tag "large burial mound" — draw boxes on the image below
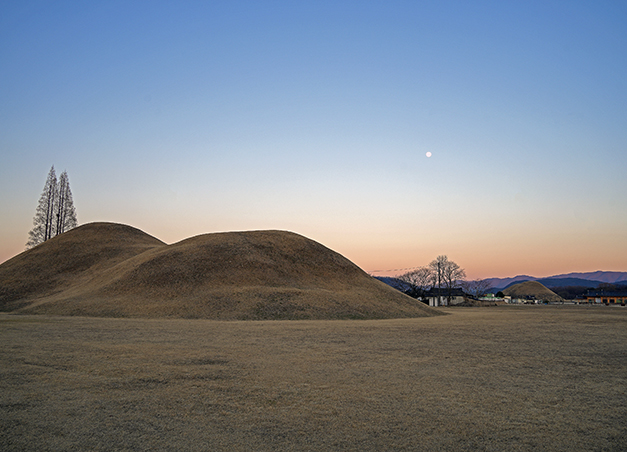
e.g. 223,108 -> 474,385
0,222 -> 440,320
503,280 -> 563,303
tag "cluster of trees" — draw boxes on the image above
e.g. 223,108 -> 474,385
461,278 -> 493,298
396,256 -> 495,305
26,166 -> 78,249
397,255 -> 468,305
551,285 -> 590,300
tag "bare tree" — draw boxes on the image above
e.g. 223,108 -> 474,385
398,267 -> 431,301
427,255 -> 466,306
428,255 -> 448,306
26,166 -> 78,249
442,260 -> 466,303
462,279 -> 493,298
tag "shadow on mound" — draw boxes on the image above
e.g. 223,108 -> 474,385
0,223 -> 441,320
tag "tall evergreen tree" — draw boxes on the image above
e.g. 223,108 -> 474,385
26,166 -> 57,248
26,166 -> 78,249
55,170 -> 78,235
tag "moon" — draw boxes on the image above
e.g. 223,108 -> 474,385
426,152 -> 432,158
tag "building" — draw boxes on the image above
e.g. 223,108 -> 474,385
584,290 -> 627,305
425,288 -> 467,307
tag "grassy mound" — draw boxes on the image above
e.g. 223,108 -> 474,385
0,223 -> 165,311
503,280 -> 563,302
0,223 -> 440,320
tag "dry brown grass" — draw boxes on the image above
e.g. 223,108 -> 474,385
0,223 -> 437,320
2,305 -> 626,451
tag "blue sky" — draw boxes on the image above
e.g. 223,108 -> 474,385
1,1 -> 626,278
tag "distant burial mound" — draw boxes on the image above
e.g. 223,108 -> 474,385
0,222 -> 439,320
503,281 -> 563,303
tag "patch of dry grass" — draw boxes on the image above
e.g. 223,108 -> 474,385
1,305 -> 626,451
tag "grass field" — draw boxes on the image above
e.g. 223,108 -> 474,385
1,305 -> 626,451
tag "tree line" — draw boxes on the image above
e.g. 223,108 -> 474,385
26,166 -> 78,249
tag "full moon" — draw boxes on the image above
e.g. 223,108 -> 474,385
426,152 -> 432,158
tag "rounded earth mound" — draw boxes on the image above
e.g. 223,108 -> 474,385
0,223 -> 440,320
503,281 -> 563,302
0,223 -> 164,310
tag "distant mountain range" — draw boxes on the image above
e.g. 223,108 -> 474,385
484,271 -> 627,290
377,271 -> 627,294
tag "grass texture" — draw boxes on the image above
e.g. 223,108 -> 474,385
1,305 -> 626,451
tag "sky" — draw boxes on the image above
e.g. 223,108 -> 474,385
1,1 -> 626,279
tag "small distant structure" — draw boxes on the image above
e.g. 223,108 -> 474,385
509,297 -> 538,304
479,293 -> 508,305
425,288 -> 467,307
584,290 -> 627,305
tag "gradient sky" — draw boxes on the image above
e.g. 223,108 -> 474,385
2,1 -> 626,279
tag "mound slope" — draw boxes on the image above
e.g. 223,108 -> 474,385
503,281 -> 563,302
0,223 -> 439,319
0,223 -> 165,311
